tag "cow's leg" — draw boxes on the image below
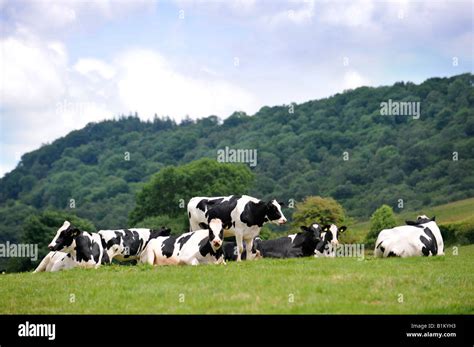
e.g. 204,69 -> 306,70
33,253 -> 52,273
139,246 -> 156,266
235,233 -> 244,262
245,237 -> 256,261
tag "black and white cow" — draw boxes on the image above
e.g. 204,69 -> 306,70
45,221 -> 109,269
188,195 -> 287,261
374,215 -> 444,258
223,223 -> 346,260
34,251 -> 75,272
314,224 -> 347,257
140,219 -> 225,266
99,226 -> 171,262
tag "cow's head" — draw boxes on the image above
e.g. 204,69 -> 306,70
300,223 -> 323,243
405,215 -> 436,226
266,200 -> 287,225
48,221 -> 81,252
321,224 -> 347,246
199,218 -> 224,252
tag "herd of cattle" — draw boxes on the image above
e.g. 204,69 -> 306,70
34,194 -> 444,272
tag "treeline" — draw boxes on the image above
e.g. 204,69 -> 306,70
0,73 -> 473,248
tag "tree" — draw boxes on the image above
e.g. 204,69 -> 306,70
129,158 -> 254,225
365,204 -> 397,247
291,196 -> 346,232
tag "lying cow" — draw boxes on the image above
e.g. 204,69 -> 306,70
223,223 -> 346,260
374,215 -> 444,258
140,219 -> 225,266
44,220 -> 109,269
314,224 -> 347,257
188,195 -> 287,262
34,251 -> 75,272
36,222 -> 171,272
99,226 -> 171,262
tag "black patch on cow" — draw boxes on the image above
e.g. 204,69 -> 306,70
105,232 -> 122,250
240,201 -> 268,227
51,225 -> 78,251
100,236 -> 111,264
196,197 -> 225,212
177,233 -> 193,250
120,229 -> 144,258
198,237 -> 223,260
256,237 -> 293,258
406,216 -> 435,226
387,251 -> 397,257
75,235 -> 94,263
380,246 -> 385,253
420,227 -> 438,256
91,241 -> 101,263
205,196 -> 241,229
101,251 -> 110,264
161,236 -> 177,258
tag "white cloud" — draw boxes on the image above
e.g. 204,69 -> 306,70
319,0 -> 375,28
0,31 -> 259,176
261,0 -> 315,27
1,0 -> 153,36
342,70 -> 370,90
74,58 -> 116,80
0,34 -> 67,109
115,49 -> 258,121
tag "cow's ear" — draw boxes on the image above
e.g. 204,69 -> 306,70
70,227 -> 80,236
339,226 -> 347,233
278,201 -> 285,206
199,222 -> 209,230
431,216 -> 436,222
300,226 -> 310,232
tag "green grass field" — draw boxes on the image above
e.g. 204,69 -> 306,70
1,245 -> 473,314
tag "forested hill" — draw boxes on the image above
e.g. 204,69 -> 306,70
1,73 -> 473,241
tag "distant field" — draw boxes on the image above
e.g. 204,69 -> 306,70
345,197 -> 474,243
1,245 -> 473,314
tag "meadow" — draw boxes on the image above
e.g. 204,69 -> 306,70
1,245 -> 472,314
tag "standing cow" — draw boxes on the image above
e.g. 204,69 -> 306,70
374,215 -> 444,258
140,218 -> 225,266
188,195 -> 287,261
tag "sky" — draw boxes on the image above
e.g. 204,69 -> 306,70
0,0 -> 472,177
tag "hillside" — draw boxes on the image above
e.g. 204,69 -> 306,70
0,73 -> 473,243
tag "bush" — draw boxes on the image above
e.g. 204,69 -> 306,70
365,205 -> 397,248
291,196 -> 346,232
439,219 -> 474,246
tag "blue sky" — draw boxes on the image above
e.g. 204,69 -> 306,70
0,0 -> 472,177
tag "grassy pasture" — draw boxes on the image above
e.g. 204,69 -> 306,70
1,245 -> 472,314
